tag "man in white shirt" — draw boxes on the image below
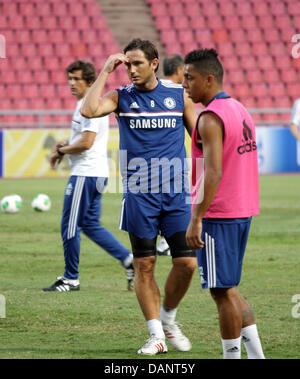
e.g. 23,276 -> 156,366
290,98 -> 300,166
43,60 -> 134,292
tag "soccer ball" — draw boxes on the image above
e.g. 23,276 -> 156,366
31,194 -> 51,212
0,194 -> 23,214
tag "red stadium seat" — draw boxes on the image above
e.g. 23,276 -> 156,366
275,56 -> 292,69
222,56 -> 240,70
48,30 -> 64,43
25,16 -> 41,30
246,29 -> 263,43
168,3 -> 184,17
33,71 -> 50,85
17,70 -> 32,84
217,42 -> 235,58
172,15 -> 189,30
263,28 -> 280,43
235,42 -> 252,57
155,16 -> 172,31
9,15 -> 24,30
257,55 -> 274,70
178,30 -> 194,43
35,3 -> 52,16
286,83 -> 300,98
19,3 -> 35,16
20,43 -> 37,57
38,43 -> 54,57
240,56 -> 256,70
6,84 -> 23,99
251,83 -> 268,98
195,30 -> 212,44
213,29 -> 228,43
269,2 -> 286,16
252,41 -> 269,56
287,2 -> 300,15
229,29 -> 246,43
257,98 -> 274,108
262,68 -> 280,83
233,83 -> 250,98
200,3 -> 219,17
189,15 -> 206,30
257,15 -> 274,30
160,30 -> 177,44
280,68 -> 298,83
235,2 -> 253,16
240,15 -> 257,30
269,42 -> 287,57
219,2 -> 235,17
184,3 -> 201,17
41,16 -> 58,30
246,69 -> 262,84
275,15 -> 292,29
228,69 -> 245,84
269,83 -> 286,97
252,2 -> 269,16
55,43 -> 72,57
32,30 -> 48,44
23,84 -> 39,99
224,15 -> 241,30
40,84 -> 56,98
151,4 -> 167,17
15,30 -> 31,44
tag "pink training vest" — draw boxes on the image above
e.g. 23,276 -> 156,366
191,97 -> 259,218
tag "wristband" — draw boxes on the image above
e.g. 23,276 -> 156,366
56,144 -> 65,156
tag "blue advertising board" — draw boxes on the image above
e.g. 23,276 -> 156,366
256,126 -> 300,174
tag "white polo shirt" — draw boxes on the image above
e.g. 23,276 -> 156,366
291,98 -> 300,165
69,98 -> 110,177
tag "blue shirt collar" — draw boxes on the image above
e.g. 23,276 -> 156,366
206,91 -> 230,106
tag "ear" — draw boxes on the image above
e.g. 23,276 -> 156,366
206,74 -> 215,87
151,58 -> 159,72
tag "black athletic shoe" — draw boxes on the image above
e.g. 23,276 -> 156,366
42,277 -> 80,292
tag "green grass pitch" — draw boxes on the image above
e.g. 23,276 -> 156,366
0,175 -> 299,359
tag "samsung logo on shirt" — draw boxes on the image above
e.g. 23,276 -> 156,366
129,118 -> 177,129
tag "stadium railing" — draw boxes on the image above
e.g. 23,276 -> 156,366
0,108 -> 292,128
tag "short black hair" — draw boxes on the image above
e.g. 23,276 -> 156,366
123,38 -> 159,72
66,60 -> 96,84
163,54 -> 184,76
184,49 -> 223,84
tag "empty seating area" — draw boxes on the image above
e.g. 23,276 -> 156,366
0,0 -> 127,125
147,0 -> 300,122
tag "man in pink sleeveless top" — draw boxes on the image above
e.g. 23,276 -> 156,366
183,49 -> 265,359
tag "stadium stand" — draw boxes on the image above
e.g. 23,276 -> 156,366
0,0 -> 127,125
0,0 -> 299,125
147,0 -> 300,122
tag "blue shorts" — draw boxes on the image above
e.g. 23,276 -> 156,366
119,190 -> 191,239
196,218 -> 252,289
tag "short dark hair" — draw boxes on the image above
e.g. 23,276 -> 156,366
123,38 -> 159,72
184,49 -> 223,84
66,60 -> 96,84
163,54 -> 184,76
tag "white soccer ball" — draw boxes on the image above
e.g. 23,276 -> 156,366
0,194 -> 23,214
31,194 -> 51,212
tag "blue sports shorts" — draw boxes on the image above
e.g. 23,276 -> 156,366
196,217 -> 252,289
119,190 -> 191,239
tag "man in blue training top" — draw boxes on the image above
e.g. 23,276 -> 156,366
81,39 -> 197,355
